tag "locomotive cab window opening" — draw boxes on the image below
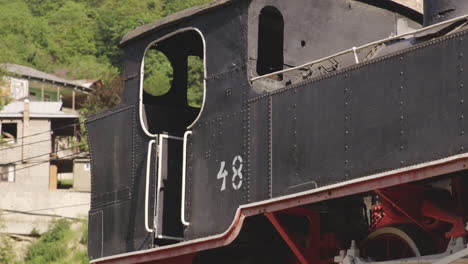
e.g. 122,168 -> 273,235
142,30 -> 205,137
141,29 -> 205,240
257,6 -> 284,80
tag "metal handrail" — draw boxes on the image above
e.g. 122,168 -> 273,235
251,14 -> 468,82
181,131 -> 192,226
144,139 -> 157,233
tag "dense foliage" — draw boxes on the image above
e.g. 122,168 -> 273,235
0,0 -> 211,113
25,219 -> 88,264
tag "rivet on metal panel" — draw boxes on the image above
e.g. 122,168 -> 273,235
400,161 -> 405,165
461,100 -> 464,104
461,131 -> 465,136
461,147 -> 465,151
400,146 -> 405,151
460,84 -> 464,88
345,160 -> 349,164
345,145 -> 349,150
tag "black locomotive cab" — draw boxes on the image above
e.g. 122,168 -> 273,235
87,0 -> 468,263
139,28 -> 206,243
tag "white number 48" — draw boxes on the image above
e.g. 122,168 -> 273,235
217,155 -> 243,191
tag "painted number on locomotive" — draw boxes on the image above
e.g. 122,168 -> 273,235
217,155 -> 243,191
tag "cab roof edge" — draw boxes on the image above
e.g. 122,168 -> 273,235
119,0 -> 235,47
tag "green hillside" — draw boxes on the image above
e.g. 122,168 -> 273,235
0,0 -> 211,113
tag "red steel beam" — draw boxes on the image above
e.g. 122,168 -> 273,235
265,212 -> 310,264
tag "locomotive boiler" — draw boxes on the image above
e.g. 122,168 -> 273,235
86,0 -> 468,263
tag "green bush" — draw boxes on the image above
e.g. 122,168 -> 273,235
0,235 -> 15,264
0,213 -> 16,264
25,219 -> 71,264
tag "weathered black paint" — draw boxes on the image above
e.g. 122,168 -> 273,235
424,0 -> 468,26
86,0 -> 468,260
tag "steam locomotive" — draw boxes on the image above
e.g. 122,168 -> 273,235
86,0 -> 468,263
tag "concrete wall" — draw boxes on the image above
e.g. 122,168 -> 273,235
0,118 -> 90,234
0,189 -> 90,234
73,159 -> 91,192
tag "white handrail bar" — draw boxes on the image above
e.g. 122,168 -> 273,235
251,14 -> 468,82
181,131 -> 192,226
144,139 -> 157,233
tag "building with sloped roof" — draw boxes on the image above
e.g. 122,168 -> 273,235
0,64 -> 96,235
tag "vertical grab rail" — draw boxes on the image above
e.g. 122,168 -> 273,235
181,131 -> 192,226
144,139 -> 157,233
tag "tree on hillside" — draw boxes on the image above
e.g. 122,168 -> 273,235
0,0 -> 211,113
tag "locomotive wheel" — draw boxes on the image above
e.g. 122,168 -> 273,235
360,226 -> 432,261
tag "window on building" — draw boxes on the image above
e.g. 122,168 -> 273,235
257,6 -> 284,79
0,123 -> 17,144
0,165 -> 15,182
44,94 -> 51,102
10,79 -> 28,100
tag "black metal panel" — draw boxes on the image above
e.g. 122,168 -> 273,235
424,0 -> 468,26
257,29 -> 468,199
402,39 -> 461,164
347,57 -> 401,178
184,112 -> 246,239
248,97 -> 271,201
86,105 -> 156,259
201,2 -> 246,78
247,0 -> 418,79
88,210 -> 103,260
87,106 -> 135,208
270,75 -> 345,196
203,70 -> 247,120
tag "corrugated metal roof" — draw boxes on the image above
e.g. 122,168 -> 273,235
0,102 -> 79,119
1,63 -> 96,93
